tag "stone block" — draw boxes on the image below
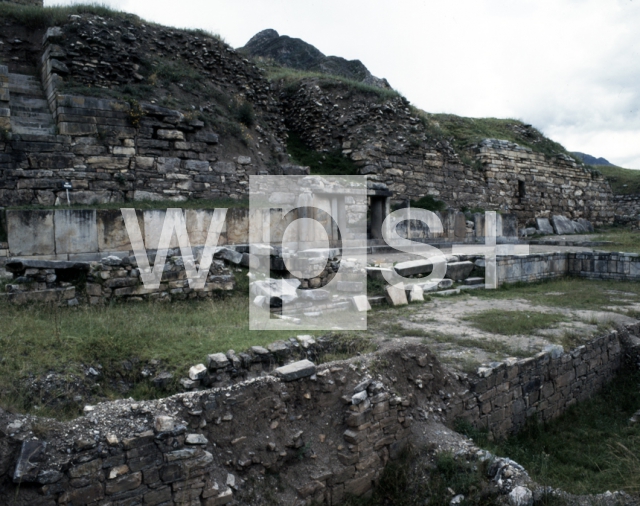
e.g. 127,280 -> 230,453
7,210 -> 55,256
58,122 -> 98,136
535,217 -> 554,235
157,129 -> 185,140
54,210 -> 98,254
351,295 -> 371,312
445,261 -> 474,281
214,247 -> 242,264
551,215 -> 574,235
275,360 -> 316,381
394,259 -> 434,277
384,283 -> 408,306
577,218 -> 594,233
366,266 -> 393,282
97,209 -> 144,252
207,353 -> 229,370
406,284 -> 424,302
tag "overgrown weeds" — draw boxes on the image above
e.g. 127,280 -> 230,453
456,369 -> 640,496
286,131 -> 360,176
0,2 -> 136,29
267,66 -> 403,101
464,310 -> 568,336
343,446 -> 499,505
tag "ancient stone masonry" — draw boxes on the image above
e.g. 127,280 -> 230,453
0,15 -> 297,206
474,139 -> 613,224
278,79 -> 614,225
0,333 -> 637,505
0,345 -> 431,506
450,325 -> 639,437
613,194 -> 640,227
0,253 -> 235,305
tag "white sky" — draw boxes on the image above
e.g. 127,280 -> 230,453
46,0 -> 640,169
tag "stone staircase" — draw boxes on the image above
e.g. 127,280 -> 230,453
8,73 -> 56,136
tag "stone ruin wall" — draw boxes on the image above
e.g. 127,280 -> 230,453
0,328 -> 638,506
0,345 -> 435,506
613,194 -> 640,227
0,15 -> 616,227
0,20 -> 296,207
279,80 -> 614,226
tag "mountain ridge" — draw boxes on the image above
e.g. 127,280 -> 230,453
238,28 -> 390,89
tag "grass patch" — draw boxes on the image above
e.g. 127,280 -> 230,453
343,447 -> 498,506
0,2 -> 137,29
596,228 -> 640,254
464,310 -> 567,335
596,165 -> 640,195
5,197 -> 249,211
286,131 -> 360,176
476,277 -> 640,312
424,114 -> 570,158
267,65 -> 403,101
0,271 -> 324,416
458,369 -> 640,496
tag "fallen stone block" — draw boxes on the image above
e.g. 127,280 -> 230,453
368,296 -> 386,306
405,284 -> 424,302
366,267 -> 393,282
394,259 -> 433,277
214,247 -> 243,265
445,261 -> 474,281
463,277 -> 484,286
577,218 -> 594,233
275,360 -> 316,381
188,364 -> 207,381
536,217 -> 555,235
384,284 -> 408,306
351,295 -> 371,312
551,215 -> 574,235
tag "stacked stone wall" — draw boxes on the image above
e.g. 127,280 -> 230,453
451,326 -> 636,437
613,194 -> 640,227
496,251 -> 640,285
0,345 -> 427,506
0,254 -> 235,305
279,80 -> 614,225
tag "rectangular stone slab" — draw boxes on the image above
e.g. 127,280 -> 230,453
394,259 -> 434,277
551,215 -> 574,235
276,360 -> 316,381
536,217 -> 554,235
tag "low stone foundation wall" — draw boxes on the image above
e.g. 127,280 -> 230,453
1,253 -> 235,305
452,326 -> 635,436
0,345 -> 435,506
497,251 -> 640,285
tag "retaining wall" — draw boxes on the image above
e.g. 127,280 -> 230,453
452,327 -> 637,436
0,345 -> 435,506
496,251 -> 640,285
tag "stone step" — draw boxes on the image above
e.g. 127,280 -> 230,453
10,124 -> 57,136
11,117 -> 55,129
8,73 -> 45,97
9,96 -> 49,109
8,82 -> 44,95
8,111 -> 53,122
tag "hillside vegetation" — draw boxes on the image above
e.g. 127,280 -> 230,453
595,165 -> 640,194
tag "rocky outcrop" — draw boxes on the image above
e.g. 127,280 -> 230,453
239,29 -> 391,89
